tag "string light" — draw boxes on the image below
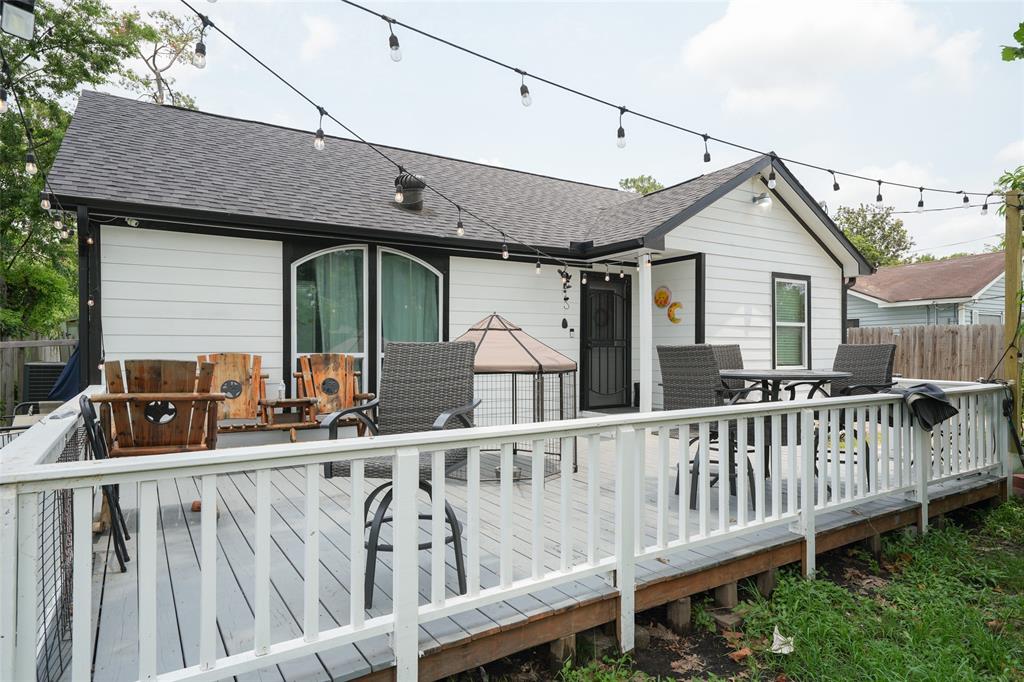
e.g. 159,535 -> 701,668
618,267 -> 624,278
982,194 -> 991,215
53,218 -> 61,231
87,298 -> 95,307
59,227 -> 69,240
385,18 -> 402,62
767,158 -> 777,190
604,264 -> 610,282
500,237 -> 509,259
581,272 -> 587,285
535,259 -> 542,274
702,134 -> 711,163
330,0 -> 998,206
24,151 -> 36,176
455,205 -> 465,236
960,191 -> 969,205
916,187 -> 925,213
830,170 -> 840,192
616,106 -> 627,149
518,70 -> 531,107
875,180 -> 884,208
39,193 -> 50,211
193,14 -> 210,68
314,106 -> 326,150
0,86 -> 7,114
86,235 -> 94,245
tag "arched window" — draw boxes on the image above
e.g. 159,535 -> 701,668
378,248 -> 442,347
293,246 -> 367,360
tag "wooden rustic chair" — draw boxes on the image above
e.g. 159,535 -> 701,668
91,359 -> 224,456
322,341 -> 480,608
79,395 -> 131,572
198,352 -> 266,427
280,353 -> 372,433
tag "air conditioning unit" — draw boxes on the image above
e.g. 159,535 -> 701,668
22,362 -> 65,402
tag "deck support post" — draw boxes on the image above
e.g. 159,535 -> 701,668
638,254 -> 653,413
754,569 -> 778,597
392,447 -> 421,680
914,424 -> 930,535
800,410 -> 816,577
549,634 -> 576,666
1003,190 -> 1021,431
864,533 -> 882,562
666,597 -> 692,634
614,425 -> 637,652
714,581 -> 738,608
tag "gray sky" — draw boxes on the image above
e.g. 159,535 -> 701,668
109,0 -> 1024,257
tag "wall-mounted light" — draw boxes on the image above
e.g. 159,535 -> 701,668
752,192 -> 772,209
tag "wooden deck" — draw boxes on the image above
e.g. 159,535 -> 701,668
82,431 -> 1005,682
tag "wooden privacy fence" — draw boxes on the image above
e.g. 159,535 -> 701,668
0,339 -> 77,415
848,324 -> 1004,382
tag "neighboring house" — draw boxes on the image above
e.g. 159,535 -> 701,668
47,91 -> 871,412
847,252 -> 1012,328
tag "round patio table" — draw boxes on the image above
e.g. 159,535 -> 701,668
720,369 -> 852,402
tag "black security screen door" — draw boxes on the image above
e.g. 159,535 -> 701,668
581,274 -> 631,409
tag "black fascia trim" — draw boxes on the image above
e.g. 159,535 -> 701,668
771,162 -> 874,275
641,156 -> 770,245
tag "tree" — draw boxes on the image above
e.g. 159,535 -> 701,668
834,204 -> 915,267
0,1 -> 158,338
1002,21 -> 1024,62
619,175 -> 664,195
911,252 -> 974,264
120,10 -> 203,108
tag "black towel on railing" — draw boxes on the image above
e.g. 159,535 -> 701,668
889,383 -> 959,431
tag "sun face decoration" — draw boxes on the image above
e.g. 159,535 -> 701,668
654,286 -> 672,308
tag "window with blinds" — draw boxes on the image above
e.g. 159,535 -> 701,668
773,277 -> 808,368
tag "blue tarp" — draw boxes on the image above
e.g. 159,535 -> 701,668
47,345 -> 80,401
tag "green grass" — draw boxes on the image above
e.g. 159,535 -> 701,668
557,655 -> 661,681
740,500 -> 1024,681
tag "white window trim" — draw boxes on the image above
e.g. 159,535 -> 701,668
774,277 -> 809,369
375,247 -> 445,390
290,244 -> 370,393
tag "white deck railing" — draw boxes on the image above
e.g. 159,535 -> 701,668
0,380 -> 1012,682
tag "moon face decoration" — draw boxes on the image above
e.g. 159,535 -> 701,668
667,301 -> 683,324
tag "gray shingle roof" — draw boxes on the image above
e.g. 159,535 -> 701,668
47,92 -> 774,253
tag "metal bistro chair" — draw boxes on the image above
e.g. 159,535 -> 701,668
323,341 -> 480,608
659,345 -> 765,510
79,395 -> 131,572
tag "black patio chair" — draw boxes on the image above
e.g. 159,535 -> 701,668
79,395 -> 131,572
659,345 -> 764,510
323,341 -> 480,608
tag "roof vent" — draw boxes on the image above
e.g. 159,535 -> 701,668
394,171 -> 426,210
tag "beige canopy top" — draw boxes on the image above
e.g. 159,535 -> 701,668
454,314 -> 577,373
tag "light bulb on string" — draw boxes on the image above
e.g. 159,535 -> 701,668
960,191 -> 969,205
193,40 -> 206,68
455,206 -> 465,236
535,259 -> 542,275
616,106 -> 627,149
313,106 -> 326,150
916,187 -> 924,213
40,193 -> 50,211
830,170 -> 840,192
619,268 -> 624,279
875,180 -> 884,208
702,134 -> 711,163
519,71 -> 531,107
25,152 -> 37,176
387,22 -> 402,62
0,87 -> 7,114
604,264 -> 610,282
501,238 -> 509,260
767,159 -> 777,190
982,194 -> 991,216
59,228 -> 69,240
87,298 -> 95,307
581,272 -> 588,285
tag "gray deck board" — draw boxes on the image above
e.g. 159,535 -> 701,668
78,429 -> 1001,682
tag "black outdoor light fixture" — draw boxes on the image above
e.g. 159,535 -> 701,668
1,0 -> 35,41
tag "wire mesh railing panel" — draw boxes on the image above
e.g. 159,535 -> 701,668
34,423 -> 88,682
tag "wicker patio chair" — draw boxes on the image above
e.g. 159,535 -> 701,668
785,344 -> 896,400
711,343 -> 764,399
659,345 -> 764,510
79,395 -> 131,572
322,341 -> 481,608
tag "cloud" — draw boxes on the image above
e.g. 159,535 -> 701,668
997,139 -> 1024,165
682,1 -> 980,114
300,15 -> 337,63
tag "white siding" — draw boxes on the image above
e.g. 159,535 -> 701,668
100,226 -> 284,383
650,259 -> 697,409
663,178 -> 843,371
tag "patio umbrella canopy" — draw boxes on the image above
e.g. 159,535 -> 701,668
455,314 -> 576,373
452,313 -> 577,481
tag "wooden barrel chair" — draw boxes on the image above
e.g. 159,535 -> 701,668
198,352 -> 267,430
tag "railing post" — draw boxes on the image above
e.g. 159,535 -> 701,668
914,421 -> 930,534
614,426 -> 636,652
14,492 -> 38,682
392,446 -> 421,680
800,410 -> 816,577
0,487 -> 18,682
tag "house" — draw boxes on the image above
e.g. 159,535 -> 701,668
47,91 -> 871,413
847,252 -> 1011,328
